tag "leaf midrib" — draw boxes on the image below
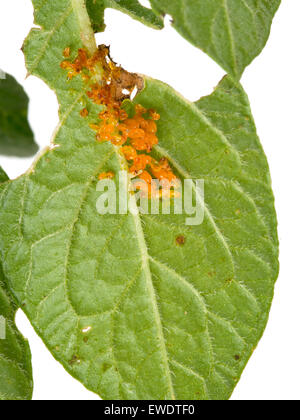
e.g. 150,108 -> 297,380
222,0 -> 238,77
113,146 -> 176,400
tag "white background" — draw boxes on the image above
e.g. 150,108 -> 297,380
0,0 -> 299,400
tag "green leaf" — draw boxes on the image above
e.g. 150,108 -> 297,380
0,166 -> 9,183
84,0 -> 164,32
0,75 -> 279,400
0,72 -> 38,157
2,0 -> 278,399
0,267 -> 33,400
0,170 -> 33,400
149,0 -> 281,78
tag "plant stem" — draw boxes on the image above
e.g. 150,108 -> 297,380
72,0 -> 97,54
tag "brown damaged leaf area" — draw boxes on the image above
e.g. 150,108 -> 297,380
61,45 -> 143,102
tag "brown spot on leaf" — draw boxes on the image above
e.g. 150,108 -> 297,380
176,235 -> 186,246
69,355 -> 80,366
112,67 -> 144,102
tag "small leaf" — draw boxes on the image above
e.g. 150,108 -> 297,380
0,269 -> 33,400
0,170 -> 33,400
86,0 -> 164,32
0,72 -> 38,157
149,0 -> 281,78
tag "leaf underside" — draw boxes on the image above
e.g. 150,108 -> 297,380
0,72 -> 38,157
0,169 -> 33,401
0,0 -> 279,400
149,0 -> 281,78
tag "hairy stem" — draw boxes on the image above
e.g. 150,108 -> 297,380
72,0 -> 97,54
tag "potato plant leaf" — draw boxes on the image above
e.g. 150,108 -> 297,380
0,169 -> 33,400
0,0 -> 278,399
0,72 -> 38,157
149,0 -> 281,78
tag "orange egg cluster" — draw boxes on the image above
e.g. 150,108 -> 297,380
98,171 -> 115,181
60,46 -> 109,80
61,46 -> 179,198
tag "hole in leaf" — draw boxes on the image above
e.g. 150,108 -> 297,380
69,355 -> 81,366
